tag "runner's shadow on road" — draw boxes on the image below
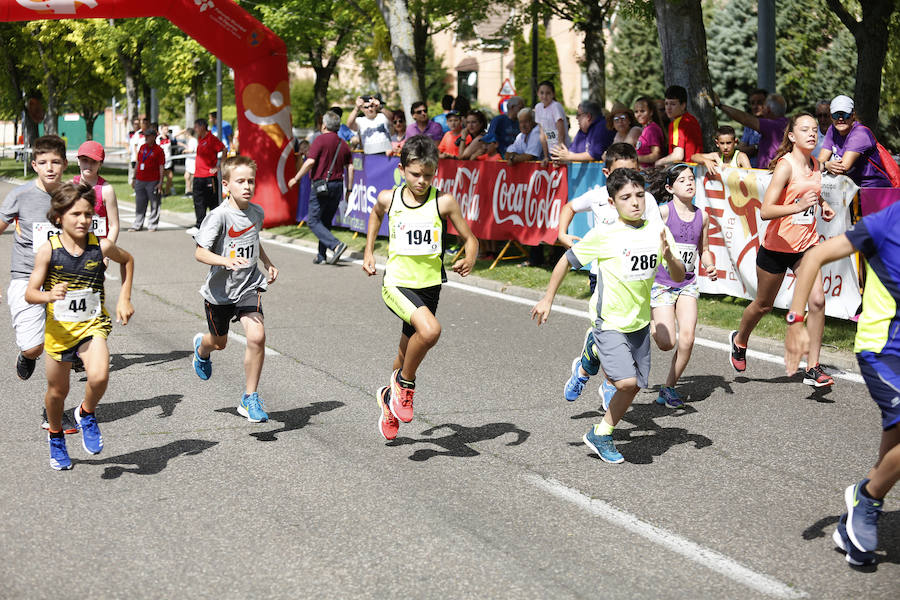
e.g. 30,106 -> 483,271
570,403 -> 712,464
109,350 -> 193,374
215,401 -> 344,442
387,422 -> 530,461
802,510 -> 900,570
73,439 -> 218,479
98,394 -> 183,423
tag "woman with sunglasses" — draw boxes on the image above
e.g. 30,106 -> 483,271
608,102 -> 642,148
818,95 -> 892,188
729,114 -> 837,387
389,109 -> 407,156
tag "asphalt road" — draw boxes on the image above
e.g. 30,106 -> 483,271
0,182 -> 896,599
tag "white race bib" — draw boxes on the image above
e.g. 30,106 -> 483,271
621,245 -> 659,281
791,197 -> 816,225
224,239 -> 256,268
53,288 -> 101,322
394,220 -> 439,256
32,222 -> 61,253
674,242 -> 697,273
91,216 -> 107,238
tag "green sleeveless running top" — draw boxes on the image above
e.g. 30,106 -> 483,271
384,184 -> 445,288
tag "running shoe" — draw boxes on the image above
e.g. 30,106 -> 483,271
583,428 -> 624,464
656,386 -> 684,408
564,357 -> 589,402
238,392 -> 269,423
74,404 -> 103,455
376,386 -> 399,440
16,352 -> 36,380
728,330 -> 746,372
186,226 -> 199,236
844,479 -> 882,552
327,241 -> 348,265
192,333 -> 212,380
803,364 -> 834,387
389,369 -> 415,423
600,378 -> 616,412
41,408 -> 79,435
833,514 -> 876,566
48,434 -> 72,471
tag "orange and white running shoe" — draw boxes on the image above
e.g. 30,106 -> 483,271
389,369 -> 415,423
376,386 -> 399,440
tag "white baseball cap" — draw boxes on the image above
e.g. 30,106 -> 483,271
830,95 -> 854,114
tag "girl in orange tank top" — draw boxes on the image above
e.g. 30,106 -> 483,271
729,114 -> 837,388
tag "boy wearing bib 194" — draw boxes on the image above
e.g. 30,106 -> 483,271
191,156 -> 279,423
363,135 -> 478,441
532,169 -> 685,464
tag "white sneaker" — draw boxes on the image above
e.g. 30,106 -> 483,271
186,226 -> 199,236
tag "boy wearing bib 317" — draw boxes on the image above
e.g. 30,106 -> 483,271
191,156 -> 279,423
363,135 -> 478,441
532,169 -> 685,464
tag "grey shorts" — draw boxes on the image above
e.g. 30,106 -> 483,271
590,325 -> 651,389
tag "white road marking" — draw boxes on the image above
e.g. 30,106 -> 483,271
261,236 -> 864,383
528,474 -> 808,599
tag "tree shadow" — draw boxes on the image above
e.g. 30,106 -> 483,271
109,350 -> 194,374
99,394 -> 184,424
569,402 -> 712,464
387,422 -> 530,461
73,438 -> 218,479
802,510 -> 900,570
215,401 -> 344,442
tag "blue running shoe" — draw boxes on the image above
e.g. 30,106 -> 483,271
48,434 -> 72,471
600,378 -> 616,411
833,513 -> 876,566
656,386 -> 684,408
74,405 -> 103,455
193,333 -> 212,380
564,357 -> 589,402
583,428 -> 624,464
238,392 -> 268,423
844,479 -> 882,552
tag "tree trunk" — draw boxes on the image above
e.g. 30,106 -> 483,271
185,92 -> 197,130
312,64 -> 333,124
82,110 -> 97,141
118,52 -> 138,122
142,83 -> 152,122
653,0 -> 717,151
375,0 -> 420,122
580,15 -> 606,107
33,38 -> 58,136
412,12 -> 428,107
826,0 -> 897,132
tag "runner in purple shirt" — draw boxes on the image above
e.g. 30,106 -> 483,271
819,95 -> 891,188
405,101 -> 444,142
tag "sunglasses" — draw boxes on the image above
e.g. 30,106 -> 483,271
831,111 -> 851,121
613,115 -> 628,122
362,105 -> 372,110
393,119 -> 405,124
413,109 -> 427,114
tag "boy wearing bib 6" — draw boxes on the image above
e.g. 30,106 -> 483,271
363,135 -> 478,441
532,169 -> 685,463
25,182 -> 135,470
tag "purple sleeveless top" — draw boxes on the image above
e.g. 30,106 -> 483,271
655,201 -> 702,288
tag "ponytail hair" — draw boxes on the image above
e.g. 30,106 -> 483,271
768,112 -> 815,171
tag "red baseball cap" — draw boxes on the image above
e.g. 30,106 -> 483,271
77,141 -> 105,162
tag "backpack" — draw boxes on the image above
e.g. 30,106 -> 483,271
858,125 -> 900,187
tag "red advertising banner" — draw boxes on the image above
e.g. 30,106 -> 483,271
433,160 -> 568,245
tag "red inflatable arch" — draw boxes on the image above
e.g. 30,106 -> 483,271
1,0 -> 296,226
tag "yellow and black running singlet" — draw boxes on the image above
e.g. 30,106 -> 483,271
44,233 -> 111,355
384,184 -> 446,289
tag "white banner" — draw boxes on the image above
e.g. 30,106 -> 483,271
693,167 -> 860,319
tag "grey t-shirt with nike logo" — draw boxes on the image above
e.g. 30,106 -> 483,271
196,201 -> 267,305
0,181 -> 54,280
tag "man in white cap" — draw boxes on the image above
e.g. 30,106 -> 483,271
818,95 -> 892,188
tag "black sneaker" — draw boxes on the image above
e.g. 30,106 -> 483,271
41,408 -> 80,435
327,241 -> 348,265
16,352 -> 36,380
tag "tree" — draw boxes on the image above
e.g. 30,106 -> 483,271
653,0 -> 717,150
880,8 -> 900,150
705,0 -> 757,111
608,7 -> 665,106
825,0 -> 899,130
376,0 -> 419,120
512,24 -> 563,107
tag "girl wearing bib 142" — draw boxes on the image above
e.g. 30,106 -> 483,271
25,182 -> 135,471
729,113 -> 837,386
363,135 -> 478,441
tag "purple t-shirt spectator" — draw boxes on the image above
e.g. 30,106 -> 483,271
757,117 -> 789,169
822,122 -> 891,188
570,120 -> 614,161
406,120 -> 444,142
635,122 -> 665,165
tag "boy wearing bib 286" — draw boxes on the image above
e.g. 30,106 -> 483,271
532,169 -> 685,464
363,135 -> 478,441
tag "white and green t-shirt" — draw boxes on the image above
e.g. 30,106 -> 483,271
566,219 -> 678,333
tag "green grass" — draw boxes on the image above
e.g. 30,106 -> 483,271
0,156 -> 194,213
267,223 -> 858,352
